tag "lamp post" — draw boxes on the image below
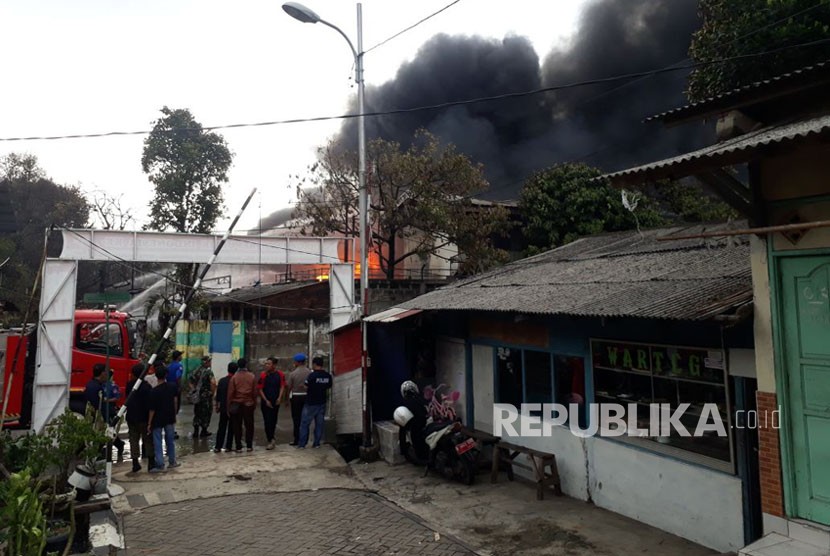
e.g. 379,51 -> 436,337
283,2 -> 373,449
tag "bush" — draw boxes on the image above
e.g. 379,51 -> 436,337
0,469 -> 47,556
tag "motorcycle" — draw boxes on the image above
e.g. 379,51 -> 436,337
396,406 -> 479,485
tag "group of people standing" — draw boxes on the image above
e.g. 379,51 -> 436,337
115,352 -> 332,473
214,353 -> 332,452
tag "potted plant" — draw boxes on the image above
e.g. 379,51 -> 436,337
0,469 -> 47,556
2,408 -> 110,555
42,407 -> 110,491
43,517 -> 72,555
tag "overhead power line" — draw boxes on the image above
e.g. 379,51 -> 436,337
1,39 -> 828,143
364,0 -> 463,54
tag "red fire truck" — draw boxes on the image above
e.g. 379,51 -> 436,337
1,309 -> 142,428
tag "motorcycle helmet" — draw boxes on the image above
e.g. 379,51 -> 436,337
400,380 -> 419,398
394,406 -> 414,427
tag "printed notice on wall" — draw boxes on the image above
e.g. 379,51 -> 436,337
705,350 -> 725,370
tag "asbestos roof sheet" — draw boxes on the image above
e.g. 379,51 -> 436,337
604,113 -> 830,185
210,280 -> 321,303
397,223 -> 752,321
646,60 -> 830,124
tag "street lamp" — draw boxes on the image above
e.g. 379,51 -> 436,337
283,2 -> 372,449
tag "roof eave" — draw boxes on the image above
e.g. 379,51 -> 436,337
605,119 -> 830,188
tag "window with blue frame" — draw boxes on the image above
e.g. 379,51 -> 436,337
495,347 -> 586,423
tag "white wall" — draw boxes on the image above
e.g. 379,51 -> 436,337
436,337 -> 467,423
505,416 -> 590,501
334,368 -> 362,434
589,438 -> 744,553
471,344 -> 493,431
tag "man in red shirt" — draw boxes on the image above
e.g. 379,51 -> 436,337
258,357 -> 286,450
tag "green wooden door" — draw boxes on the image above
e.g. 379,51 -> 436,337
780,256 -> 830,524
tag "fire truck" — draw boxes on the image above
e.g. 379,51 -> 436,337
0,309 -> 142,428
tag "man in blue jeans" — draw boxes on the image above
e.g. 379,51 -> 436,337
147,366 -> 180,472
297,356 -> 332,448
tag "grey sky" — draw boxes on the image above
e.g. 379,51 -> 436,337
0,0 -> 585,231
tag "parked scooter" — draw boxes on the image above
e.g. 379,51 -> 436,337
394,381 -> 478,485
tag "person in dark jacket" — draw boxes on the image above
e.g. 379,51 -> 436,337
213,362 -> 237,453
258,357 -> 285,450
126,363 -> 155,473
84,363 -> 125,462
297,356 -> 332,449
83,364 -> 108,412
148,366 -> 180,472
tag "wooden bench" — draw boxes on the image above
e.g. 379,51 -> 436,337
490,441 -> 563,500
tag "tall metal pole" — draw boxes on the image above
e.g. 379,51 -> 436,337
356,4 -> 367,315
355,2 -> 372,449
282,0 -> 372,449
115,188 -> 257,423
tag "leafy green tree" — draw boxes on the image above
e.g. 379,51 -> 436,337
688,0 -> 830,101
294,130 -> 509,279
650,179 -> 739,223
0,154 -> 89,323
518,163 -> 663,254
142,107 -> 232,327
142,107 -> 232,234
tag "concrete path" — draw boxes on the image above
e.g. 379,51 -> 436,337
123,490 -> 476,556
350,460 -> 717,556
111,444 -> 360,514
111,405 -> 719,555
112,444 -> 718,556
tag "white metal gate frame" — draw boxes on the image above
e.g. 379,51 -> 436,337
33,229 -> 354,431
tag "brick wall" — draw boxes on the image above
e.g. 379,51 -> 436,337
757,391 -> 784,517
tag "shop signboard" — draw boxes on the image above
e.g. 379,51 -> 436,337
591,339 -> 725,384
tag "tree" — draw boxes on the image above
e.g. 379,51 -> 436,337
142,107 -> 232,234
688,0 -> 830,101
0,153 -> 90,323
518,163 -> 663,254
648,179 -> 738,223
294,130 -> 509,279
141,107 -> 231,333
89,190 -> 135,231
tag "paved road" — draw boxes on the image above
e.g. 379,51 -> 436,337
123,490 -> 475,556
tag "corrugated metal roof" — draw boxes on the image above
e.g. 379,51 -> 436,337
211,280 -> 321,303
604,113 -> 830,185
364,307 -> 423,323
646,60 -> 830,124
396,223 -> 751,321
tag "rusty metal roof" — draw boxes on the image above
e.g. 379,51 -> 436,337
646,60 -> 830,125
397,223 -> 751,321
604,113 -> 830,185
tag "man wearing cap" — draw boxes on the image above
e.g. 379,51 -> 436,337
286,353 -> 311,446
189,355 -> 216,438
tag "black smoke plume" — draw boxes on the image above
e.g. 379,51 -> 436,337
345,0 -> 704,196
264,0 -> 706,228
